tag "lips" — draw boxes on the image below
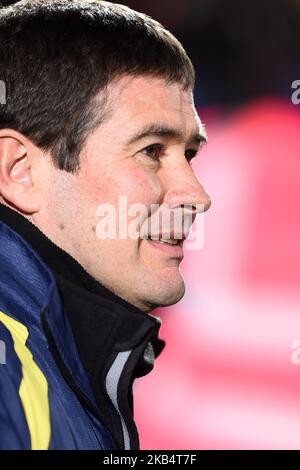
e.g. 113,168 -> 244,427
145,237 -> 184,258
157,238 -> 180,245
141,229 -> 188,242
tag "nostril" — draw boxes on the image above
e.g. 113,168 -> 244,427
176,202 -> 211,215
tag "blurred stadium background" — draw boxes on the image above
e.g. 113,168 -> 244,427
112,0 -> 300,449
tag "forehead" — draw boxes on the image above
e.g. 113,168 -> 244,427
103,75 -> 203,138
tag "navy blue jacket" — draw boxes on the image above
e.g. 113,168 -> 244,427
0,219 -> 117,449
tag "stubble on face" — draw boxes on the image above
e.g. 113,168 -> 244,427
37,75 -> 208,311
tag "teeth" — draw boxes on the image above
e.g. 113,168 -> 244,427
145,236 -> 183,245
158,238 -> 179,245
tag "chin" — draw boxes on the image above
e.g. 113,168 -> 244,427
145,276 -> 186,310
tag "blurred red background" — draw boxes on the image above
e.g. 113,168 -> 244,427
114,0 -> 300,449
134,99 -> 300,449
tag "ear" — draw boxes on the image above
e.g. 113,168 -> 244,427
0,130 -> 41,214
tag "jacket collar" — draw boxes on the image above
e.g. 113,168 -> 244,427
0,204 -> 164,369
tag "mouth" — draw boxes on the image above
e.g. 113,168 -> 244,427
154,237 -> 182,246
144,234 -> 185,258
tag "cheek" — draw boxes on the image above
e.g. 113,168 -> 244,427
122,167 -> 163,206
85,164 -> 163,207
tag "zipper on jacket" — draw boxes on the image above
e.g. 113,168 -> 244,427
41,308 -> 118,449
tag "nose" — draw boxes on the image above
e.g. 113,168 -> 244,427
162,161 -> 212,214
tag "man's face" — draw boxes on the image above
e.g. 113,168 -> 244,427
40,75 -> 211,311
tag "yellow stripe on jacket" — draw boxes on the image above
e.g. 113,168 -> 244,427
0,310 -> 51,450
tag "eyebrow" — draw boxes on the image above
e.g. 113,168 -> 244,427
125,123 -> 207,148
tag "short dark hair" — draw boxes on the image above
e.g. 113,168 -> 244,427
0,0 -> 195,172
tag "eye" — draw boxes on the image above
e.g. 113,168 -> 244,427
141,143 -> 164,161
185,148 -> 198,163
